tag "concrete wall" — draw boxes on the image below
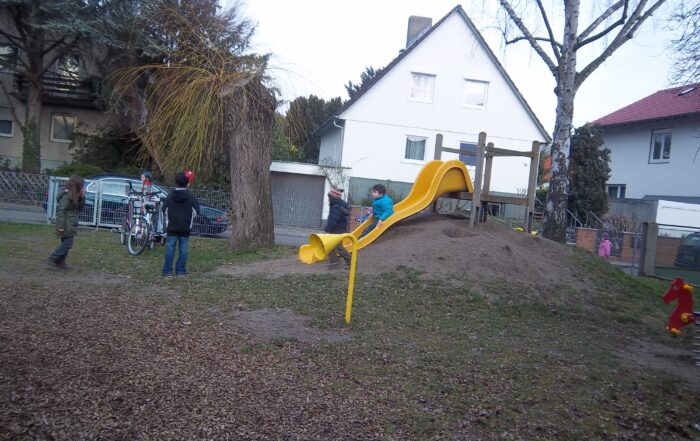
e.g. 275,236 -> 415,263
606,199 -> 658,230
601,115 -> 700,199
327,11 -> 547,195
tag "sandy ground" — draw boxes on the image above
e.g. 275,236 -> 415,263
218,214 -> 581,286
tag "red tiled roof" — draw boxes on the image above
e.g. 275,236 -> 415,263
592,83 -> 700,127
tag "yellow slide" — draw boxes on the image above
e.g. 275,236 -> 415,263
298,159 -> 474,264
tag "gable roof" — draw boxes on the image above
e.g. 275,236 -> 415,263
317,5 -> 551,142
592,83 -> 700,127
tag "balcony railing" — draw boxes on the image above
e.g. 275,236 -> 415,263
13,72 -> 104,109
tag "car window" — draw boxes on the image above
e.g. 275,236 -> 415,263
103,179 -> 139,197
682,234 -> 700,246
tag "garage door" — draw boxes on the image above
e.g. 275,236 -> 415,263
271,172 -> 325,227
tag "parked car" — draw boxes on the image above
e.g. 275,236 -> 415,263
83,175 -> 229,236
674,232 -> 700,270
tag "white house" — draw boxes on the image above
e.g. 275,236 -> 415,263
313,5 -> 550,205
592,83 -> 700,203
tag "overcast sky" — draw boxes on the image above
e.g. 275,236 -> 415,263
230,0 -> 680,133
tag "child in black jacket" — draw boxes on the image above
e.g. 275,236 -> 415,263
161,172 -> 200,276
325,188 -> 351,268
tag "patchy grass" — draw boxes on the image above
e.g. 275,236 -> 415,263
0,221 -> 698,439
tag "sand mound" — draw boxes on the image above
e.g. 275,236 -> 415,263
218,214 -> 581,287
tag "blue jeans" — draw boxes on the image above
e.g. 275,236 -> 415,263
162,235 -> 189,275
50,235 -> 74,264
359,219 -> 378,239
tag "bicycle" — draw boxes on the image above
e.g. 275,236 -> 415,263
121,182 -> 167,255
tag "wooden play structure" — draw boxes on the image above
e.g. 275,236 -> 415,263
433,132 -> 541,231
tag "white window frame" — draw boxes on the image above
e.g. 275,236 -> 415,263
462,79 -> 489,109
607,184 -> 626,199
403,135 -> 427,163
408,72 -> 436,103
649,129 -> 672,164
50,113 -> 77,143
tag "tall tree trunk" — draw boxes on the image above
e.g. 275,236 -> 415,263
226,83 -> 276,250
543,0 -> 579,243
21,77 -> 42,173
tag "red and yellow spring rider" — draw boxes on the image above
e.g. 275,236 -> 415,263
662,277 -> 696,335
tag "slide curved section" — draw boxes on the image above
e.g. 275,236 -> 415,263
298,160 -> 474,264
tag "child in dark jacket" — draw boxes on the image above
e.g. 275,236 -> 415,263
325,188 -> 351,268
48,175 -> 85,270
161,172 -> 201,276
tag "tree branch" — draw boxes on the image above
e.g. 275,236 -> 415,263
576,1 -> 629,49
39,37 -> 79,77
41,36 -> 68,57
0,28 -> 23,48
506,36 -> 563,51
535,0 -> 561,62
576,0 -> 667,89
9,5 -> 28,44
498,0 -> 558,75
578,0 -> 627,40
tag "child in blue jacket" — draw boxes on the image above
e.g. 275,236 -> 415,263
359,184 -> 394,238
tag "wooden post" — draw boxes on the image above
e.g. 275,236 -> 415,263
481,143 -> 494,224
525,141 -> 539,231
483,152 -> 493,195
433,133 -> 443,160
470,132 -> 487,227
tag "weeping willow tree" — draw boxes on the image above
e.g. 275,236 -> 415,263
113,2 -> 277,249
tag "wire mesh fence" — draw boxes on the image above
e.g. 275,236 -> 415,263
653,224 -> 700,285
0,172 -> 49,207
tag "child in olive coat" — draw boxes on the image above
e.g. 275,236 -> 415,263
48,175 -> 85,270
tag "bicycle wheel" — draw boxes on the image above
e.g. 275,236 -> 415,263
119,218 -> 129,246
127,216 -> 150,256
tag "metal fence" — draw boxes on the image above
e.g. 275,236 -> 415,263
643,223 -> 700,285
0,170 -> 329,234
0,171 -> 49,207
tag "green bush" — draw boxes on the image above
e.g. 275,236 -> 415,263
0,158 -> 20,172
47,163 -> 104,177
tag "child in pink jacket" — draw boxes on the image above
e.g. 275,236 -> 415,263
598,232 -> 612,259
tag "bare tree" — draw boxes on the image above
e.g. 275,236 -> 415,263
497,0 -> 667,242
667,2 -> 700,85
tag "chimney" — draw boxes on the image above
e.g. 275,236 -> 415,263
406,16 -> 432,48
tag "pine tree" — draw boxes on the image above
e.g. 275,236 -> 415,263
567,125 -> 611,219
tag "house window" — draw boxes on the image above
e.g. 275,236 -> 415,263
607,184 -> 626,199
462,79 -> 488,108
50,114 -> 77,142
0,119 -> 12,137
649,129 -> 671,163
0,108 -> 12,137
56,53 -> 81,79
409,73 -> 435,103
459,142 -> 477,166
0,45 -> 18,71
405,136 -> 426,161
